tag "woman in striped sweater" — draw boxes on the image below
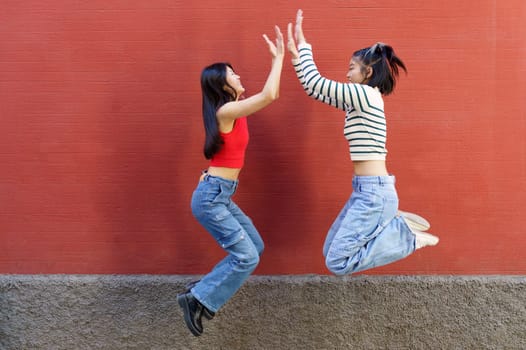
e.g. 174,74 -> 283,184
287,10 -> 439,275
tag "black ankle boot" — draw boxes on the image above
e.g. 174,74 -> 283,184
177,292 -> 204,336
184,280 -> 216,320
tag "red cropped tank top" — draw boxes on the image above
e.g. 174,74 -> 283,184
210,117 -> 249,168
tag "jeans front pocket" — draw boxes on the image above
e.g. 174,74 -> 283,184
191,183 -> 221,219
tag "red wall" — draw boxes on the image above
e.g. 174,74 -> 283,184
1,0 -> 525,274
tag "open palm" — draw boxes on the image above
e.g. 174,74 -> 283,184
263,25 -> 284,59
287,10 -> 306,59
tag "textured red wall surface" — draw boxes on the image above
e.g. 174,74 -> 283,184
1,0 -> 525,274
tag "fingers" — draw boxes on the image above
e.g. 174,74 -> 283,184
274,25 -> 284,48
295,9 -> 306,43
262,10 -> 305,48
287,22 -> 293,41
287,22 -> 296,49
295,8 -> 303,37
262,34 -> 272,45
286,22 -> 299,58
274,25 -> 283,39
287,22 -> 295,49
296,9 -> 303,25
263,20 -> 300,58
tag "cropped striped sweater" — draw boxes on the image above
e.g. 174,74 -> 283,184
292,43 -> 387,161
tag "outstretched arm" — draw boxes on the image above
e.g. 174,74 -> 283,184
288,16 -> 341,110
288,10 -> 356,111
217,26 -> 285,121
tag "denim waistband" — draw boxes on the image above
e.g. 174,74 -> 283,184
200,171 -> 238,190
352,175 -> 396,187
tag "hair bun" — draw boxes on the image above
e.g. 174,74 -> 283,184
374,42 -> 386,53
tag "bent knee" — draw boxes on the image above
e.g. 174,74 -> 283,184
245,251 -> 260,267
257,243 -> 265,256
235,252 -> 260,272
325,256 -> 349,276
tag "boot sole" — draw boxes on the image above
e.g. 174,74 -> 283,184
177,294 -> 202,336
185,281 -> 215,320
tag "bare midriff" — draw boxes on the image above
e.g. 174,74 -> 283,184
201,166 -> 242,181
352,160 -> 389,176
202,161 -> 386,181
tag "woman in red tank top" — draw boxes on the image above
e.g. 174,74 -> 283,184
177,25 -> 285,337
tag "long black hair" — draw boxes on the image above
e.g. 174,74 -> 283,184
353,42 -> 407,95
200,62 -> 238,159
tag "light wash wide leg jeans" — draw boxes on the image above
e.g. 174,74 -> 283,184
323,176 -> 416,275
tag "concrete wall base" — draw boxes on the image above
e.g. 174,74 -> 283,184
1,275 -> 525,349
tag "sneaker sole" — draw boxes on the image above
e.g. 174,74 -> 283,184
398,210 -> 431,231
414,231 -> 439,249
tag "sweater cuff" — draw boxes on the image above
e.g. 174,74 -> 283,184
298,42 -> 312,50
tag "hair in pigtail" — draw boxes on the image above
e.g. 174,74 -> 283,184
200,62 -> 237,159
353,42 -> 407,95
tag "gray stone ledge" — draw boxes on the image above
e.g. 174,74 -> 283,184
1,275 -> 525,349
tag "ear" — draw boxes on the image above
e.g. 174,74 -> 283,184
366,66 -> 373,79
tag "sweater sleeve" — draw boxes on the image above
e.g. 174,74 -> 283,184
292,56 -> 342,110
294,43 -> 358,111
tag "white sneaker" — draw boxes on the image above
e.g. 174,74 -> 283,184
413,230 -> 439,250
398,210 -> 431,231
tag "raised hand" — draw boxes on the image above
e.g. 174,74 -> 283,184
263,25 -> 284,60
287,23 -> 299,59
294,9 -> 306,45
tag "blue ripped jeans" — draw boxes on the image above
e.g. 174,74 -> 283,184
190,173 -> 264,313
323,176 -> 416,275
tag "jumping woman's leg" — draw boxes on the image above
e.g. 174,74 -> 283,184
228,200 -> 264,256
323,195 -> 354,258
189,222 -> 260,313
324,176 -> 415,275
189,175 -> 260,313
348,215 -> 415,273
